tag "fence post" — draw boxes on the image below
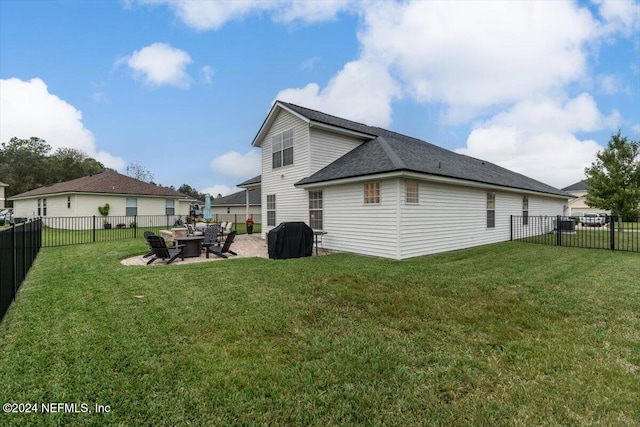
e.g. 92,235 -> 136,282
610,215 -> 616,250
556,215 -> 562,246
510,215 -> 513,241
93,215 -> 96,243
134,215 -> 138,239
11,223 -> 16,302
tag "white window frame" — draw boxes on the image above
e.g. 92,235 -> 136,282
405,180 -> 419,204
267,194 -> 276,227
165,199 -> 175,216
309,191 -> 323,230
272,129 -> 294,169
487,192 -> 495,229
126,197 -> 137,216
364,182 -> 380,204
522,195 -> 529,226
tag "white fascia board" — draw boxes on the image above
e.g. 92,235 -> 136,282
252,102 -> 310,147
298,170 -> 571,199
308,122 -> 375,140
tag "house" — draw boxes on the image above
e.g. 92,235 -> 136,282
9,170 -> 191,228
0,181 -> 7,209
562,180 -> 609,217
210,187 -> 261,221
252,101 -> 572,260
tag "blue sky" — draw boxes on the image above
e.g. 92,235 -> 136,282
1,0 -> 638,196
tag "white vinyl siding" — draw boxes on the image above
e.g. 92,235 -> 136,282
309,128 -> 364,174
260,109 -> 312,236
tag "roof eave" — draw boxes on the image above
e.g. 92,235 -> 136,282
296,170 -> 572,199
252,101 -> 311,147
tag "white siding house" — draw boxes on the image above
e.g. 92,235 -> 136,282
10,170 -> 191,228
252,101 -> 572,260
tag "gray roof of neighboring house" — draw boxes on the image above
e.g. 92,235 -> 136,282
0,181 -> 7,186
10,170 -> 189,199
211,189 -> 260,206
279,102 -> 571,198
562,180 -> 588,192
237,175 -> 261,187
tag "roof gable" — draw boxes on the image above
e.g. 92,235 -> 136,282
10,170 -> 189,199
211,189 -> 260,206
562,180 -> 588,192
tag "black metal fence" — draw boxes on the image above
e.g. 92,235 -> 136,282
511,215 -> 640,253
39,214 -> 262,248
1,218 -> 42,321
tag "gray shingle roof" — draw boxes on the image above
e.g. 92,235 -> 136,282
10,170 -> 189,199
211,189 -> 260,206
237,175 -> 261,187
280,102 -> 571,197
562,180 -> 588,192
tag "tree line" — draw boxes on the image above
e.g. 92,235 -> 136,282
0,137 -> 210,205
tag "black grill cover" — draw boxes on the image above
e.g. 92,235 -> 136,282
267,222 -> 314,259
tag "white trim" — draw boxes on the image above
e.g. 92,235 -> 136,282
297,170 -> 571,200
308,122 -> 375,140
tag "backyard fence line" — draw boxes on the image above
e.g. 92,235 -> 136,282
511,215 -> 640,253
38,214 -> 261,248
0,218 -> 42,322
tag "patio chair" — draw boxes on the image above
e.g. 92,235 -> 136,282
185,223 -> 203,236
225,222 -> 233,234
202,224 -> 222,253
146,235 -> 185,265
206,230 -> 238,259
143,231 -> 156,258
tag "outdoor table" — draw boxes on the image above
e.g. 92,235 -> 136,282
175,236 -> 204,258
313,230 -> 327,256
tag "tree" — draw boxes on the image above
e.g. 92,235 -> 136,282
50,147 -> 105,182
125,162 -> 154,183
177,184 -> 206,201
584,131 -> 640,220
0,137 -> 52,197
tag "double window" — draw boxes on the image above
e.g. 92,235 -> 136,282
126,198 -> 137,216
309,191 -> 323,230
486,192 -> 495,228
38,198 -> 47,216
364,182 -> 380,204
272,129 -> 294,169
267,194 -> 276,227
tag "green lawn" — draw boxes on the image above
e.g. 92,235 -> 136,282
0,240 -> 638,425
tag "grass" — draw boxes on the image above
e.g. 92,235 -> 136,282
0,240 -> 639,426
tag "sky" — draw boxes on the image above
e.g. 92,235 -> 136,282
1,0 -> 639,197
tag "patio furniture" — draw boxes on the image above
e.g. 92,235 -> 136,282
185,224 -> 203,236
202,225 -> 222,254
206,230 -> 238,259
268,222 -> 313,259
143,231 -> 156,258
146,235 -> 184,265
175,236 -> 205,258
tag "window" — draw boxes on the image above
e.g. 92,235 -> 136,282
267,194 -> 276,227
43,199 -> 47,216
67,196 -> 71,209
364,182 -> 380,204
309,191 -> 323,230
522,196 -> 529,226
165,199 -> 175,216
37,199 -> 41,216
272,129 -> 294,169
126,198 -> 137,216
486,192 -> 495,228
405,180 -> 419,204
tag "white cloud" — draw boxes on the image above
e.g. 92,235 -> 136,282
210,150 -> 261,178
455,94 -> 620,187
0,77 -> 126,170
275,60 -> 400,127
594,0 -> 640,36
200,184 -> 236,198
128,0 -> 354,30
120,42 -> 192,88
200,65 -> 214,85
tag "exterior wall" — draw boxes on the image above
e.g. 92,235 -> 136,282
0,185 -> 6,209
566,190 -> 609,216
260,109 -> 313,237
211,205 -> 261,220
315,177 -> 566,260
309,128 -> 363,174
13,194 -> 190,228
259,110 -> 367,238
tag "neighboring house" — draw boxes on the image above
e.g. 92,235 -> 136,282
210,188 -> 261,221
252,101 -> 572,260
9,170 -> 191,228
0,181 -> 7,209
562,180 -> 609,216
